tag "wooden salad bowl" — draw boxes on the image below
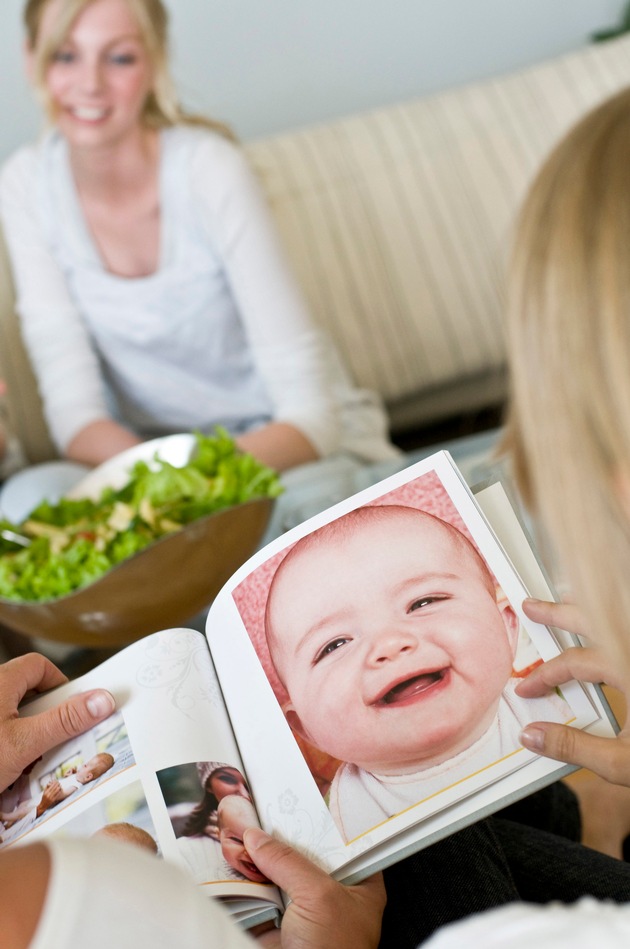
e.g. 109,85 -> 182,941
0,496 -> 274,647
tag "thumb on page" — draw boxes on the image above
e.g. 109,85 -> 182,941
520,722 -> 630,786
243,828 -> 385,949
32,689 -> 116,744
244,827 -> 331,898
0,651 -> 118,792
10,691 -> 116,773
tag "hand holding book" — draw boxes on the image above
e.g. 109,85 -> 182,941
245,827 -> 385,948
517,597 -> 630,785
0,654 -> 115,793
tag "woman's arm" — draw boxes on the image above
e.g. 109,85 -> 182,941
0,148 -> 114,459
236,421 -> 318,472
192,137 -> 343,467
65,418 -> 141,467
0,844 -> 50,949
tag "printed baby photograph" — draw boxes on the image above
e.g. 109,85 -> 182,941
49,780 -> 160,855
157,760 -> 271,887
0,709 -> 135,848
232,468 -> 577,844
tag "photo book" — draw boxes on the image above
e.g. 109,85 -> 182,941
1,450 -> 618,930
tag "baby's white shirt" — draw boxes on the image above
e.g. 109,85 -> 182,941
57,774 -> 83,795
329,680 -> 571,842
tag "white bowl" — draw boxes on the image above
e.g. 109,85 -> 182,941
66,433 -> 197,500
0,461 -> 90,524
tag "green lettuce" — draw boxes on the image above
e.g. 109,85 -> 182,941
0,429 -> 282,603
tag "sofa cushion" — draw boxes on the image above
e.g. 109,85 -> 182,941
245,35 -> 630,428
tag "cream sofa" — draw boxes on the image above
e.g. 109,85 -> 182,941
3,35 -> 630,464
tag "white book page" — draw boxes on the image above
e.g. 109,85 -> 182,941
206,451 -> 600,878
1,628 -> 283,918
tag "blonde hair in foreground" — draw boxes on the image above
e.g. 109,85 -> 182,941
23,0 -> 234,138
507,86 -> 630,668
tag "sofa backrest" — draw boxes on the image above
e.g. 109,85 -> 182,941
245,33 -> 630,428
0,227 -> 57,464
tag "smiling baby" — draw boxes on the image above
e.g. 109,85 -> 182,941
265,504 -> 572,842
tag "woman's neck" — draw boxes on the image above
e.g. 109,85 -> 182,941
68,124 -> 160,201
65,124 -> 163,278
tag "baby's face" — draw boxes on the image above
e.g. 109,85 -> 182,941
208,767 -> 250,803
76,756 -> 100,784
219,802 -> 269,884
268,512 -> 518,774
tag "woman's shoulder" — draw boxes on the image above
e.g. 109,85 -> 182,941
165,124 -> 242,165
0,143 -> 39,194
165,124 -> 252,191
0,132 -> 62,201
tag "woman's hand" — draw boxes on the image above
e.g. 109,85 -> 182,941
516,598 -> 630,785
65,418 -> 141,467
244,827 -> 386,948
0,653 -> 116,793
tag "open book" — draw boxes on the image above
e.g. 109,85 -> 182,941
0,451 -> 617,930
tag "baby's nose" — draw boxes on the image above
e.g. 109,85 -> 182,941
367,629 -> 417,664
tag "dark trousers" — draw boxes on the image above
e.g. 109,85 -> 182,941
379,782 -> 630,948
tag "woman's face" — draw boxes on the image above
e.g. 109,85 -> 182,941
32,0 -> 154,151
207,767 -> 251,803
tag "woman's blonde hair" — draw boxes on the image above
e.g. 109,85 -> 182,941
506,86 -> 630,666
23,0 -> 234,138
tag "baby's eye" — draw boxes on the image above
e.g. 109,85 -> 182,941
314,637 -> 350,664
408,595 -> 449,613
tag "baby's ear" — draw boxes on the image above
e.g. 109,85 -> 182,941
281,702 -> 311,744
498,597 -> 520,658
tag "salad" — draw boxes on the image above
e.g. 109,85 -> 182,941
0,429 -> 283,603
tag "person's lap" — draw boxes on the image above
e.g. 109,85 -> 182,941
260,428 -> 503,546
379,782 -> 630,948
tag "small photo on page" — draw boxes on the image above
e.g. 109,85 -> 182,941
50,780 -> 160,855
232,468 -> 578,844
156,761 -> 271,886
0,710 -> 135,848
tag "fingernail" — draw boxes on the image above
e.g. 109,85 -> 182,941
243,827 -> 271,850
86,690 -> 116,719
520,725 -> 546,751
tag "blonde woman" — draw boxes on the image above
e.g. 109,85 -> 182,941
0,0 -> 397,524
423,85 -> 630,946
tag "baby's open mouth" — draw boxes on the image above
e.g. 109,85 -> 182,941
242,859 -> 267,881
374,668 -> 448,706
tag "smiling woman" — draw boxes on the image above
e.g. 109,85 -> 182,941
0,0 -> 398,538
27,0 -> 156,160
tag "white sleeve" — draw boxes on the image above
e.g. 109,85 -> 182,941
30,837 -> 255,949
190,136 -> 342,457
424,899 -> 630,948
0,149 -> 109,452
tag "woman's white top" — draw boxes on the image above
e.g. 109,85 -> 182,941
29,837 -> 252,949
27,838 -> 630,949
0,127 -> 396,461
425,898 -> 630,948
